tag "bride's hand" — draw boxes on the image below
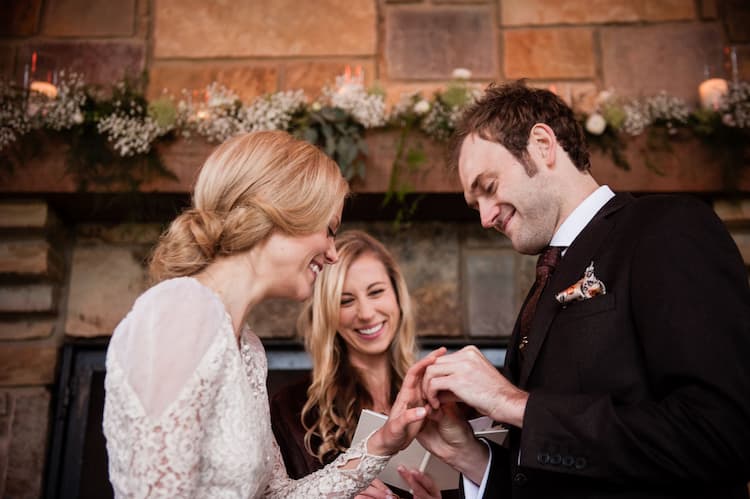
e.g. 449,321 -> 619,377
367,347 -> 447,456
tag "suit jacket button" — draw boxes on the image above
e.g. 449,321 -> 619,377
537,452 -> 550,464
575,457 -> 588,470
513,472 -> 528,486
550,453 -> 562,465
562,455 -> 575,467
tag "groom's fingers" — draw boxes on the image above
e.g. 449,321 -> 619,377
422,361 -> 465,408
404,347 -> 447,386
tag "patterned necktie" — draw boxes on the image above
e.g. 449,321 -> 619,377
518,246 -> 564,358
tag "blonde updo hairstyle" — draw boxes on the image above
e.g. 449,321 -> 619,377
297,230 -> 417,463
149,131 -> 349,281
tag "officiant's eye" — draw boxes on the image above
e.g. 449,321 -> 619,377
484,182 -> 496,194
341,295 -> 354,306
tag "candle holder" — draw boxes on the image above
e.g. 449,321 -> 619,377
698,64 -> 728,111
21,50 -> 59,99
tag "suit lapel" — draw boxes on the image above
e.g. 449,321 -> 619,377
518,193 -> 632,387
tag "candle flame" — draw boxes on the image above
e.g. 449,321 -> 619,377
30,80 -> 58,99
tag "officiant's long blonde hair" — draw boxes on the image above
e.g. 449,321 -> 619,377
298,230 -> 416,463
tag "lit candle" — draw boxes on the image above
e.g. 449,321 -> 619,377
698,78 -> 728,110
30,80 -> 58,99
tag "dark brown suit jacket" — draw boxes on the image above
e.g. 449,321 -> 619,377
479,194 -> 750,499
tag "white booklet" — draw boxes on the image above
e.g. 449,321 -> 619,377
351,409 -> 508,491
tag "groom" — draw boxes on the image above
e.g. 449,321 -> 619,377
416,81 -> 750,498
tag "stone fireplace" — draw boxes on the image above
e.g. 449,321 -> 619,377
1,0 -> 749,497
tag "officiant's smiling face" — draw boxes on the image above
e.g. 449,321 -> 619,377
337,252 -> 400,363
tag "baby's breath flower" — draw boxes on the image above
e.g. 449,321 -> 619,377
719,81 -> 750,128
243,90 -> 307,132
325,74 -> 386,128
0,81 -> 31,151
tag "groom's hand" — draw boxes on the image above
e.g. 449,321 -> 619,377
422,346 -> 528,428
417,402 -> 489,485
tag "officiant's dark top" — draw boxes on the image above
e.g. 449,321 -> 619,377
270,375 -> 461,499
270,374 -> 332,479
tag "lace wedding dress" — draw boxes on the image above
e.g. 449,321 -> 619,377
103,277 -> 389,498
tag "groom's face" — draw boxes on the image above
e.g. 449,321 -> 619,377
458,134 -> 558,255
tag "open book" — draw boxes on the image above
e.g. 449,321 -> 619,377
351,409 -> 508,491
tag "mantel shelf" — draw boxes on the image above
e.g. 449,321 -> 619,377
1,131 -> 748,194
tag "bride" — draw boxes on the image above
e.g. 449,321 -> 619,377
103,130 -> 439,498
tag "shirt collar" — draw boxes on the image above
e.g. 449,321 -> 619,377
549,185 -> 615,249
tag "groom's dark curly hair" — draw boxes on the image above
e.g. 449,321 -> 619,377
450,79 -> 591,176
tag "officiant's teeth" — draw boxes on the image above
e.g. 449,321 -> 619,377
309,262 -> 321,275
358,322 -> 383,335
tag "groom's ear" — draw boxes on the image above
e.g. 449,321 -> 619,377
528,123 -> 557,168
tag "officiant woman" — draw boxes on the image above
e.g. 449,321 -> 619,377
271,230 -> 443,499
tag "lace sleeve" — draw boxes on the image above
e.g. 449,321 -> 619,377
263,431 -> 390,498
104,277 -> 240,498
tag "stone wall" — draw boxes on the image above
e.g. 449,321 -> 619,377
2,0 -> 750,497
2,1 -> 749,106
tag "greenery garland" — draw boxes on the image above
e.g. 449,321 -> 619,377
1,70 -> 748,207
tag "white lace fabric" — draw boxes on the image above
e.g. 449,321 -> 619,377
103,277 -> 389,498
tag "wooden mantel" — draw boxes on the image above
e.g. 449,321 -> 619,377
1,131 -> 748,194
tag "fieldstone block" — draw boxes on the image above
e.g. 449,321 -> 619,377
0,320 -> 56,341
249,299 -> 301,339
601,24 -> 724,102
714,199 -> 750,223
386,8 -> 497,79
154,0 -> 377,58
0,43 -> 15,80
76,223 -> 162,245
700,0 -> 718,19
528,81 -> 599,112
65,246 -> 149,337
463,249 -> 519,337
19,41 -> 145,87
0,391 -> 10,497
348,222 -> 462,336
42,0 -> 136,36
147,62 -> 279,103
0,284 -> 56,313
501,0 -> 694,25
0,240 -> 62,279
283,60 -> 376,99
0,202 -> 49,230
0,0 -> 42,36
724,0 -> 750,43
463,223 -> 511,248
730,230 -> 750,266
382,81 -> 449,109
504,28 -> 595,79
0,341 -> 58,385
733,45 -> 750,82
1,388 -> 50,499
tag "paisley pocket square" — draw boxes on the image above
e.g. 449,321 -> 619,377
555,261 -> 606,304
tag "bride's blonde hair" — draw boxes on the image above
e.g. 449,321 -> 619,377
297,230 -> 416,462
149,131 -> 348,281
